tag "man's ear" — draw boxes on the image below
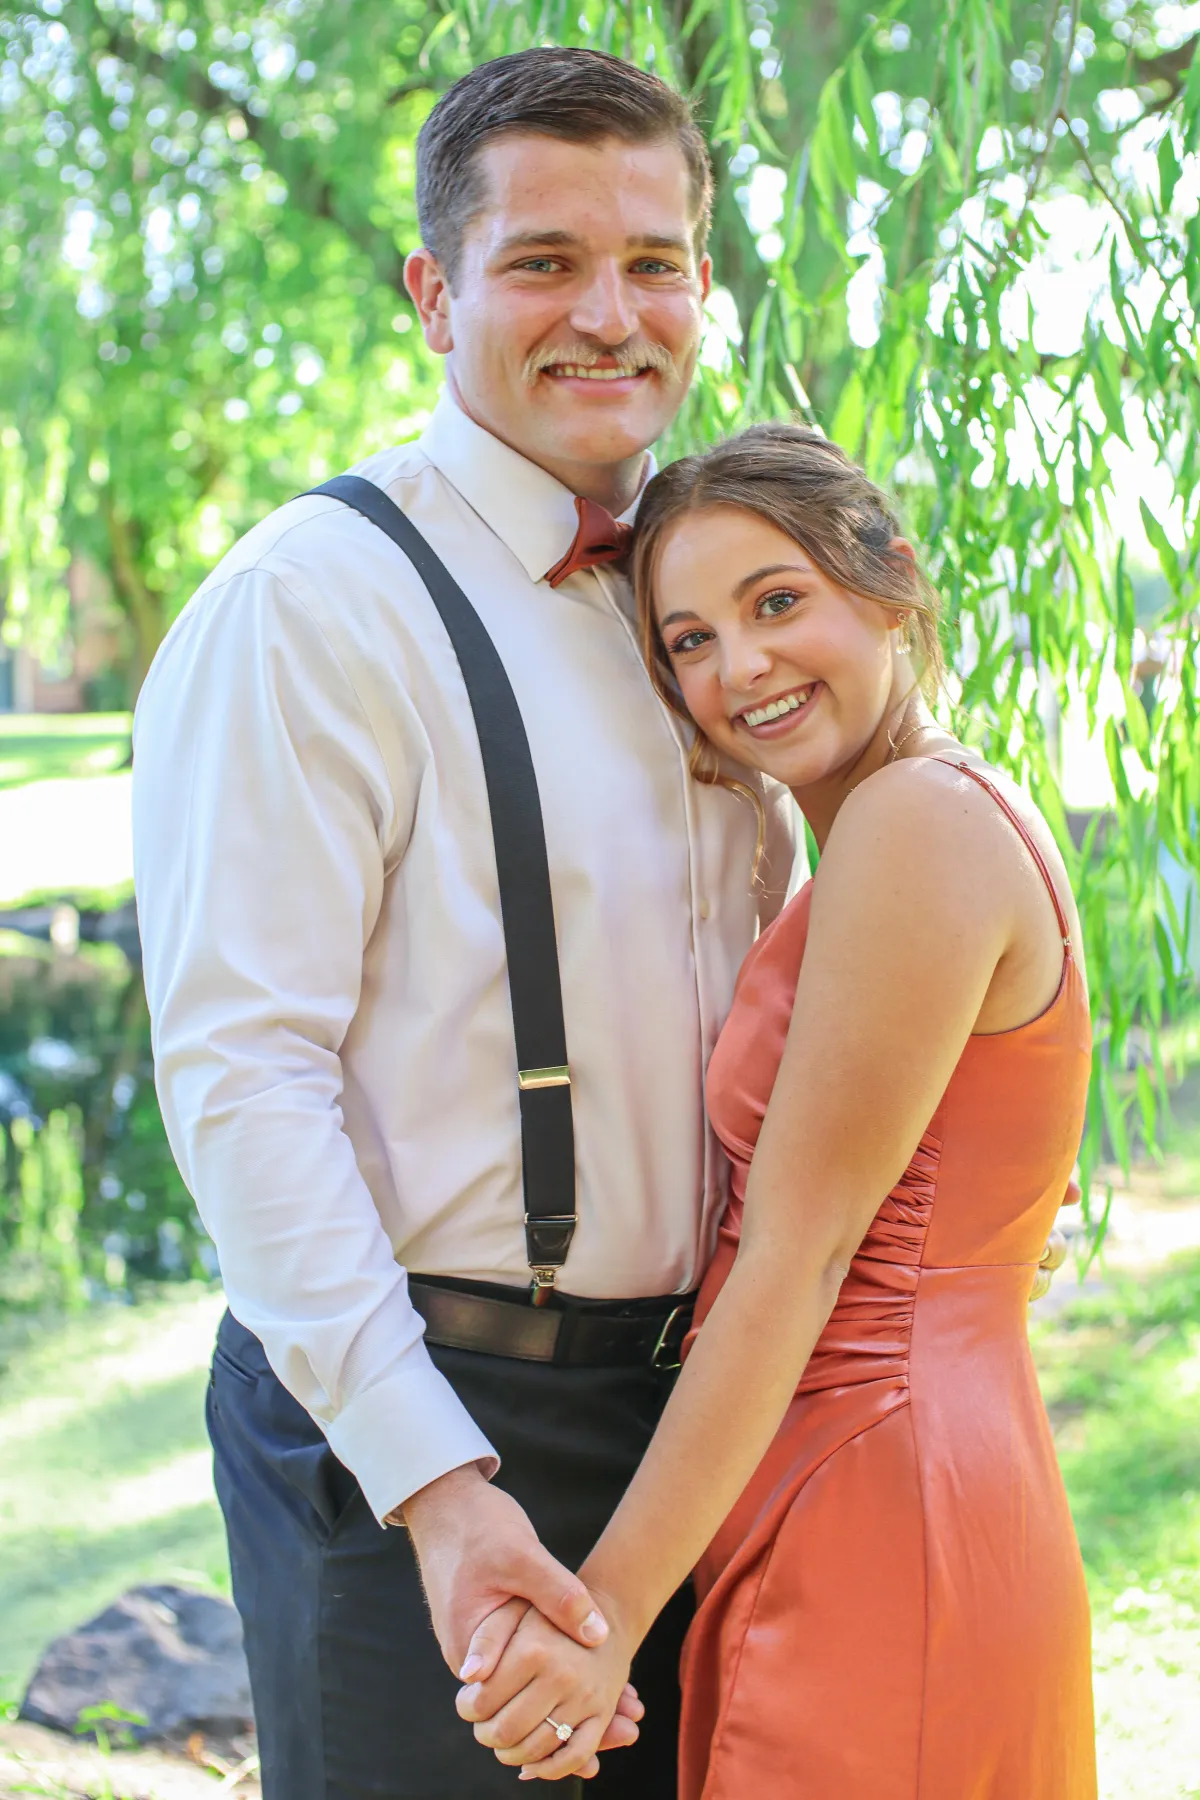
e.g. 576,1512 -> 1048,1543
404,248 -> 454,356
698,252 -> 713,303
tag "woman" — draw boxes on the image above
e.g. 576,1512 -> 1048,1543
457,424 -> 1097,1797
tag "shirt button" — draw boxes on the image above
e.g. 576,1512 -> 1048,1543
698,899 -> 711,920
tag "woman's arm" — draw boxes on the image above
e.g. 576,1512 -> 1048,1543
460,761 -> 1025,1776
578,761 -> 1015,1643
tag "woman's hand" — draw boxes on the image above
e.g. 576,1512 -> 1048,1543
459,1596 -> 644,1758
456,1601 -> 637,1780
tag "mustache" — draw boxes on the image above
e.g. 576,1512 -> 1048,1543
521,341 -> 677,383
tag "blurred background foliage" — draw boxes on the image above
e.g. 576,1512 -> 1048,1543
0,930 -> 209,1305
0,0 -> 1199,1282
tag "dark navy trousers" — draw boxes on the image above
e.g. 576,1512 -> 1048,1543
207,1309 -> 692,1800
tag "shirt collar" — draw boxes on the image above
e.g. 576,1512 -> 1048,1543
418,389 -> 655,584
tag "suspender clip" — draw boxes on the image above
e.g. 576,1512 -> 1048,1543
525,1213 -> 578,1305
530,1268 -> 558,1306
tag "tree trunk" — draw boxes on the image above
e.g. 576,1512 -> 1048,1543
104,504 -> 166,702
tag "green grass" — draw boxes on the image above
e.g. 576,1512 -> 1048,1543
1033,1255 -> 1200,1800
0,1288 -> 229,1705
1034,1252 -> 1200,1604
0,723 -> 134,908
0,1268 -> 1198,1793
0,716 -> 131,792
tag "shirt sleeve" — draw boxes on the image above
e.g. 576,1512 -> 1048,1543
757,779 -> 805,928
132,565 -> 498,1519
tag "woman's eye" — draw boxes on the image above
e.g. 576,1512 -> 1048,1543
668,629 -> 712,655
758,588 -> 800,618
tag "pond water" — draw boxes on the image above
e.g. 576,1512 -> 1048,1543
0,914 -> 211,1308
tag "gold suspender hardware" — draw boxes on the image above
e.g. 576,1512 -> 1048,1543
518,1066 -> 571,1090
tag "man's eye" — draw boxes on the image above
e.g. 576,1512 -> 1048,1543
759,588 -> 800,618
668,629 -> 711,654
517,258 -> 561,273
633,259 -> 677,275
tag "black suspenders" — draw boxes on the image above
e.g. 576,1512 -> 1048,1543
307,476 -> 576,1303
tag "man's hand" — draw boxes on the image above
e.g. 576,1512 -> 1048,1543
1030,1176 -> 1079,1303
401,1465 -> 608,1676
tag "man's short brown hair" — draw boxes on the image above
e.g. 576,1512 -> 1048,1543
416,48 -> 713,283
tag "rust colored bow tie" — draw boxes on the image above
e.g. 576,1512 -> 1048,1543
545,496 -> 634,588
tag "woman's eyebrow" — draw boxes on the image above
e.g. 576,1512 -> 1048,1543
733,562 -> 812,598
660,561 -> 814,626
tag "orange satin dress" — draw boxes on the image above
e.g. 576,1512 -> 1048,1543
679,762 -> 1097,1800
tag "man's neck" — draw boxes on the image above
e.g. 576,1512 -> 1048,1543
445,372 -> 649,516
535,448 -> 648,515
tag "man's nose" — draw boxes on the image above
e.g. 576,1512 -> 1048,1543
568,262 -> 638,345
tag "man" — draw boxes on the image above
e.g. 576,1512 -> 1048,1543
133,45 -> 793,1800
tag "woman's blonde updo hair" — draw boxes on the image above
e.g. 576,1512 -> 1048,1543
631,422 -> 944,794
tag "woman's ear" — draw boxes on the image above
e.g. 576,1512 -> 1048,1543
888,537 -> 917,570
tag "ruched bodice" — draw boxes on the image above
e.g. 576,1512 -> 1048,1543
677,765 -> 1097,1800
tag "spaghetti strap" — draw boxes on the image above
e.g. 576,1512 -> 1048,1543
933,758 -> 1072,949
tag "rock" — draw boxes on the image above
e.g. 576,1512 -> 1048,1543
19,1585 -> 254,1744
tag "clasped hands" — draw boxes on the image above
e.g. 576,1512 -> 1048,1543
456,1591 -> 640,1782
402,1465 -> 641,1783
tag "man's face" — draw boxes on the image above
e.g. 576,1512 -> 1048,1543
408,133 -> 711,482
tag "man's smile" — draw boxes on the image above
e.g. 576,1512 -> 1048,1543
541,363 -> 656,382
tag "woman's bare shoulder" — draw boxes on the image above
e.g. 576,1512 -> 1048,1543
810,754 -> 1032,947
830,753 -> 1015,861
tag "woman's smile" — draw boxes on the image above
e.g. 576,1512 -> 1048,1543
735,681 -> 823,738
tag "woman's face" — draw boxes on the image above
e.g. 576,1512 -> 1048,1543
653,504 -> 908,794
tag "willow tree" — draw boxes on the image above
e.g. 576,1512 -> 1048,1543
1,0 -> 1198,1227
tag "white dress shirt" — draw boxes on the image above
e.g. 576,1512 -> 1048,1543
133,393 -> 796,1520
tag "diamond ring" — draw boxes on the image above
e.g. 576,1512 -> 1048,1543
544,1716 -> 573,1744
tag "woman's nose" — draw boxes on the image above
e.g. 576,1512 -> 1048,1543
719,635 -> 772,689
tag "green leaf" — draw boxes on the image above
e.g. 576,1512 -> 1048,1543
1091,334 -> 1130,448
1135,1063 -> 1159,1159
848,55 -> 882,178
1158,131 -> 1182,212
680,0 -> 719,42
1184,31 -> 1200,154
1139,498 -> 1183,592
829,370 -> 867,456
810,70 -> 858,214
1100,1058 -> 1131,1179
419,9 -> 459,70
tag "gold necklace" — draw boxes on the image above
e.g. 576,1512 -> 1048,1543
885,717 -> 937,764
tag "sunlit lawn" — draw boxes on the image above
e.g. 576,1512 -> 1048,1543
1033,1256 -> 1200,1800
0,719 -> 134,908
0,1271 -> 1198,1796
0,716 -> 131,792
0,1288 -> 230,1712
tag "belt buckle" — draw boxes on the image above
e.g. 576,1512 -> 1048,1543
651,1304 -> 689,1372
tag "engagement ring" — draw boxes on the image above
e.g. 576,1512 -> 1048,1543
545,1717 -> 573,1744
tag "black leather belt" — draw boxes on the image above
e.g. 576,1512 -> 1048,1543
410,1278 -> 695,1371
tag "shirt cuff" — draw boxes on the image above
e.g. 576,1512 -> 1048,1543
324,1353 -> 500,1523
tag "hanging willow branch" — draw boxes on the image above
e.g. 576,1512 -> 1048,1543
1,0 -> 1198,1249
